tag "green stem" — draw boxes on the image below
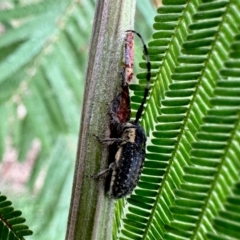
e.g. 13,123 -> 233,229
66,1 -> 136,240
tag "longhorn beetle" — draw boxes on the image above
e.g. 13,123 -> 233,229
93,30 -> 151,199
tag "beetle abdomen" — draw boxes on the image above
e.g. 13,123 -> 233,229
109,142 -> 145,199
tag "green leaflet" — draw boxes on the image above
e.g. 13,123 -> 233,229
0,193 -> 33,239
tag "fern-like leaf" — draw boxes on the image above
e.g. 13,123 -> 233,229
113,1 -> 240,239
0,193 -> 33,239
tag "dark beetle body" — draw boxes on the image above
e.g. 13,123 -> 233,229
109,122 -> 146,199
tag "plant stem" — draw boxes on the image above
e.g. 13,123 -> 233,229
66,1 -> 136,240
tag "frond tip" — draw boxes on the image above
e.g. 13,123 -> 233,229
0,192 -> 33,239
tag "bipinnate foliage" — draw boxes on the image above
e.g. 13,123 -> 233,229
113,1 -> 240,240
0,192 -> 33,239
0,0 -> 94,239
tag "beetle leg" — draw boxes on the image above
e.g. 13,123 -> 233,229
91,168 -> 109,178
93,134 -> 123,145
100,138 -> 123,145
91,162 -> 115,178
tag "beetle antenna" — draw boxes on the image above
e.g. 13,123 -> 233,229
125,30 -> 151,124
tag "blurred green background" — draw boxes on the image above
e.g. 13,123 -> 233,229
0,0 -> 159,239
